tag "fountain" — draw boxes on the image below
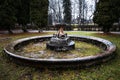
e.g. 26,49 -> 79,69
4,24 -> 116,68
46,26 -> 75,51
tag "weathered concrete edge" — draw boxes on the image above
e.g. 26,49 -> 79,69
4,35 -> 116,67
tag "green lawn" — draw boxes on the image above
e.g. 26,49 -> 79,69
0,31 -> 120,80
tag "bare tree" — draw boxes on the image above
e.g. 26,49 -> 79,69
78,0 -> 82,25
48,0 -> 63,25
49,0 -> 57,25
71,0 -> 79,24
77,0 -> 87,25
48,0 -> 96,25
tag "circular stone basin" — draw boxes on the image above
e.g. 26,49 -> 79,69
4,35 -> 116,68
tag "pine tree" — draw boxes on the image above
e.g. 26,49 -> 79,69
111,0 -> 120,22
93,0 -> 115,33
30,0 -> 48,32
15,0 -> 30,32
0,0 -> 16,33
63,0 -> 71,24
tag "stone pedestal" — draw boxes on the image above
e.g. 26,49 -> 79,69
46,34 -> 75,51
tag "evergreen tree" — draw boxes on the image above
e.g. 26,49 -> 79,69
93,0 -> 113,33
0,0 -> 16,33
63,0 -> 71,24
30,0 -> 48,32
93,0 -> 119,33
111,0 -> 120,22
15,0 -> 30,32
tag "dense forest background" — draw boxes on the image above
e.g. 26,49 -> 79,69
0,0 -> 120,33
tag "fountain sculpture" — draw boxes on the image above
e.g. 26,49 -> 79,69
46,26 -> 75,51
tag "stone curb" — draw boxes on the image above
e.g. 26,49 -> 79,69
4,35 -> 116,68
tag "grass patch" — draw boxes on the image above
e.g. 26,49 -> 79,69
16,41 -> 102,59
0,31 -> 120,80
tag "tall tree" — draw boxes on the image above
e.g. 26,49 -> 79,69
63,0 -> 71,24
57,0 -> 62,23
78,0 -> 82,25
75,0 -> 87,25
31,0 -> 48,32
0,0 -> 16,33
49,0 -> 63,25
93,0 -> 115,33
111,0 -> 120,23
15,0 -> 30,32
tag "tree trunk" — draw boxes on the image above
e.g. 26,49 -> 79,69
8,27 -> 13,34
103,26 -> 110,33
22,25 -> 28,32
38,28 -> 43,33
